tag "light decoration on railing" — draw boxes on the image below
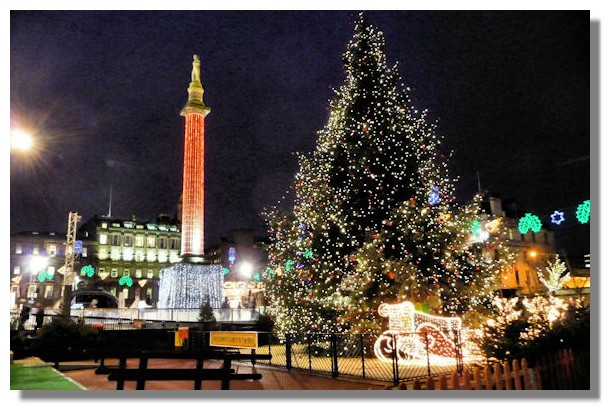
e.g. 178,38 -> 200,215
373,301 -> 462,366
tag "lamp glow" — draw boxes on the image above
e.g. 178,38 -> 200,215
239,262 -> 254,278
11,129 -> 33,151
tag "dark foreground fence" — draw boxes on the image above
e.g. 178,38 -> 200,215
10,313 -> 590,388
185,330 -> 464,384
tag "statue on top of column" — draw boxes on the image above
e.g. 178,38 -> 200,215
191,54 -> 201,83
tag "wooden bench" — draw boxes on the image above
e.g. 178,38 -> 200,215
95,349 -> 272,390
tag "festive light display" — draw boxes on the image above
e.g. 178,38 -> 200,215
373,301 -> 462,365
158,263 -> 224,309
576,200 -> 590,224
550,210 -> 565,225
228,247 -> 236,264
428,185 -> 441,205
37,271 -> 53,282
537,254 -> 571,293
80,265 -> 95,278
262,13 -> 515,335
180,54 -> 210,259
518,213 -> 542,234
119,275 -> 133,287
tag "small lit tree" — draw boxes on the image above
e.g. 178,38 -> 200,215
537,254 -> 571,295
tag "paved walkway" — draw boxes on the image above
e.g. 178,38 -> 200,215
52,358 -> 390,391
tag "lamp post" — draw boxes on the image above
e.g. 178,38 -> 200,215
28,255 -> 48,303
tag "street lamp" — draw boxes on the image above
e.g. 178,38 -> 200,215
28,255 -> 48,302
238,262 -> 254,278
11,129 -> 33,151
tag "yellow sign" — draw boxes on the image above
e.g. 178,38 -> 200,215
174,332 -> 183,347
210,331 -> 258,349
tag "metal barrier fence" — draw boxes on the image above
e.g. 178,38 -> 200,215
186,331 -> 464,385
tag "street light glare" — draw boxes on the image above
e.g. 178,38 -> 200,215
239,262 -> 254,278
11,129 -> 33,151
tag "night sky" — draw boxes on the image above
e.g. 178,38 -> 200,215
10,10 -> 590,256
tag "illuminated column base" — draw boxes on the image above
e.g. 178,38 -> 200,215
158,263 -> 224,309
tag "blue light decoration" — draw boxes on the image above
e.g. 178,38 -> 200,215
576,200 -> 590,224
228,247 -> 236,264
81,265 -> 95,278
119,276 -> 133,287
428,185 -> 441,205
75,240 -> 83,254
518,213 -> 542,234
550,210 -> 565,225
222,267 -> 230,277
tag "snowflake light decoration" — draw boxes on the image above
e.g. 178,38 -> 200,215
550,210 -> 565,225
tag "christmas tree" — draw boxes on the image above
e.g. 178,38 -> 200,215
263,13 -> 514,335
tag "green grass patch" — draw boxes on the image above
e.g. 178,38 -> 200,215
10,361 -> 84,390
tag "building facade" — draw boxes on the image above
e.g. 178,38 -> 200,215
9,230 -> 69,310
78,215 -> 182,308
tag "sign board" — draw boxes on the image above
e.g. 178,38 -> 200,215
210,331 -> 258,349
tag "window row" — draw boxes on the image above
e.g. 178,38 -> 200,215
99,234 -> 180,249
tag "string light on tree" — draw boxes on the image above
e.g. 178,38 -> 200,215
262,12 -> 515,335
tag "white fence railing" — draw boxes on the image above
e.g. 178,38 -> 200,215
68,307 -> 263,323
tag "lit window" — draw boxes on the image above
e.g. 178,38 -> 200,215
146,288 -> 153,298
135,269 -> 142,278
82,247 -> 88,257
44,285 -> 53,299
135,236 -> 144,247
111,268 -> 118,278
13,266 -> 20,275
146,236 -> 156,248
48,244 -> 57,256
27,285 -> 37,299
47,266 -> 55,276
112,235 -> 121,246
100,234 -> 108,244
98,268 -> 105,276
158,238 -> 167,249
147,269 -> 154,279
170,239 -> 179,249
15,243 -> 23,254
124,235 -> 133,247
102,222 -> 108,229
123,268 -> 130,277
32,245 -> 40,255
